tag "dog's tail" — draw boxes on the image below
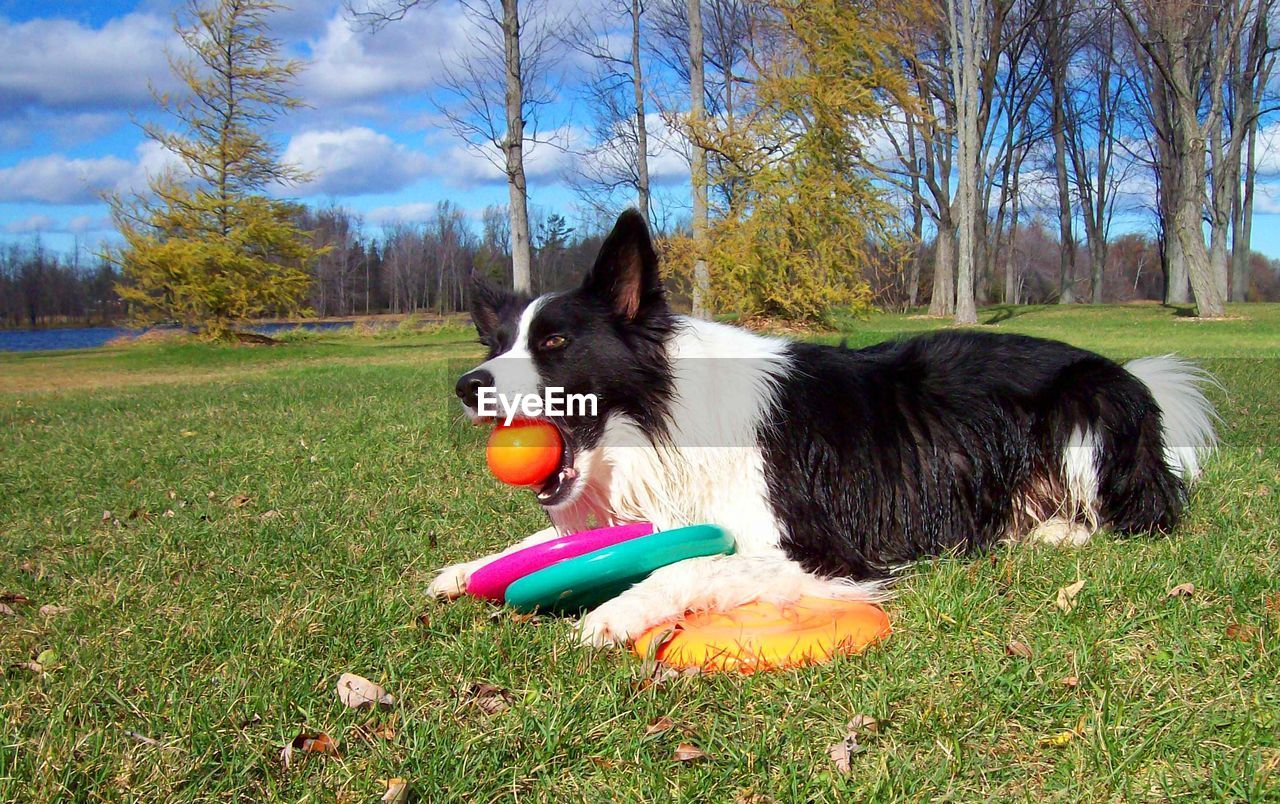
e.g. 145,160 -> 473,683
1125,355 -> 1220,482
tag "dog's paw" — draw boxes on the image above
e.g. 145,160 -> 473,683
426,562 -> 476,600
577,598 -> 662,648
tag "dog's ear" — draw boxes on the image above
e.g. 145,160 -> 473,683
582,209 -> 664,320
468,272 -> 509,339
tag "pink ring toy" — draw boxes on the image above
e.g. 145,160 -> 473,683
465,522 -> 654,602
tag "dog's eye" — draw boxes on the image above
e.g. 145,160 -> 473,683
540,334 -> 568,351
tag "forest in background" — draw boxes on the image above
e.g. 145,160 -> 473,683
2,0 -> 1279,329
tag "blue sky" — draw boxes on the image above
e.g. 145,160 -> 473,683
1,0 -> 1278,258
0,0 -> 693,254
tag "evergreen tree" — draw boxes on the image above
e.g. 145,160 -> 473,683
107,0 -> 320,336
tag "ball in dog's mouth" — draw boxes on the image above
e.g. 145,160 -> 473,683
535,424 -> 578,506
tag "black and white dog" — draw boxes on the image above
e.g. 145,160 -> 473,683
429,210 -> 1218,646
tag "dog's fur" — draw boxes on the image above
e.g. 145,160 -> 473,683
430,210 -> 1219,646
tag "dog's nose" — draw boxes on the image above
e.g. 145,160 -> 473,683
455,368 -> 494,409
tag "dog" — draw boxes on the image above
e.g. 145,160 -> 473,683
428,209 -> 1218,647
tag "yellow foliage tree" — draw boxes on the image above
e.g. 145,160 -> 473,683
668,0 -> 907,324
107,0 -> 320,337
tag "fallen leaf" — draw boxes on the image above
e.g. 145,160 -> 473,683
645,715 -> 675,736
1056,580 -> 1086,613
180,430 -> 197,438
280,731 -> 338,767
1226,623 -> 1258,642
827,734 -> 861,774
0,603 -> 15,617
1167,582 -> 1195,598
0,592 -> 31,605
1005,640 -> 1033,659
372,722 -> 398,741
673,743 -> 707,762
35,648 -> 58,667
381,778 -> 409,803
258,509 -> 281,520
231,495 -> 252,508
337,673 -> 394,710
847,714 -> 881,735
1061,675 -> 1080,688
1039,730 -> 1075,748
39,604 -> 70,617
13,661 -> 44,673
734,793 -> 774,804
102,510 -> 112,522
163,509 -> 175,518
459,682 -> 511,715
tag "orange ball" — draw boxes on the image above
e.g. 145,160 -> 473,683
486,419 -> 563,486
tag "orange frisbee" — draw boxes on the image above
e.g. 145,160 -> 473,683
632,597 -> 890,674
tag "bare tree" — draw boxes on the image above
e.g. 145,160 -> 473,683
688,0 -> 710,316
947,0 -> 988,324
566,0 -> 654,223
1112,0 -> 1262,317
349,0 -> 563,295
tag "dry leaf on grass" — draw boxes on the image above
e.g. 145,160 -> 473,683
231,495 -> 253,508
39,604 -> 70,617
458,682 -> 512,715
279,731 -> 338,767
1005,640 -> 1033,659
0,603 -> 15,617
1167,582 -> 1195,598
673,743 -> 707,762
847,714 -> 880,735
644,716 -> 675,736
337,673 -> 395,710
1061,675 -> 1080,688
381,777 -> 409,803
827,735 -> 861,774
1,592 -> 30,605
1226,623 -> 1258,642
1039,730 -> 1075,748
1056,580 -> 1086,613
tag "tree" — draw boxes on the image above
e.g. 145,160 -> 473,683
947,0 -> 988,324
107,0 -> 318,336
669,0 -> 902,323
567,0 -> 655,225
350,0 -> 563,296
688,0 -> 711,317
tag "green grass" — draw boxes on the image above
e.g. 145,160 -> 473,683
2,304 -> 1278,801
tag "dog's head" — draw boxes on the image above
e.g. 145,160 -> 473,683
455,209 -> 676,507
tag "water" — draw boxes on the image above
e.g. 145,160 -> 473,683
0,321 -> 354,353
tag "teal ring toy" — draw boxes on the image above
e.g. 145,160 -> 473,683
503,524 -> 735,613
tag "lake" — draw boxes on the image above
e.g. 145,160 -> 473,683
0,321 -> 354,352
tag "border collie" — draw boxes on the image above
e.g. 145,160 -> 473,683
428,210 -> 1219,646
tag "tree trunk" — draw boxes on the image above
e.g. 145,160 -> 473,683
930,219 -> 956,317
1232,118 -> 1257,301
949,0 -> 979,326
907,120 -> 924,309
631,0 -> 650,224
503,0 -> 532,294
1175,140 -> 1225,317
1051,62 -> 1075,305
687,0 -> 709,317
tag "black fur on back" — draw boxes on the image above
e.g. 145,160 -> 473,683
760,330 -> 1187,579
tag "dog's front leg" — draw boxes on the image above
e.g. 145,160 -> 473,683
427,526 -> 560,600
578,554 -> 884,647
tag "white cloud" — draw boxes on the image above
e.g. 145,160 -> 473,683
0,153 -> 133,204
298,8 -> 474,105
0,13 -> 176,114
0,141 -> 182,205
366,201 -> 441,226
1,213 -> 110,235
283,127 -> 433,195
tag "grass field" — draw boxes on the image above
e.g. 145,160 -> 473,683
2,304 -> 1278,801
